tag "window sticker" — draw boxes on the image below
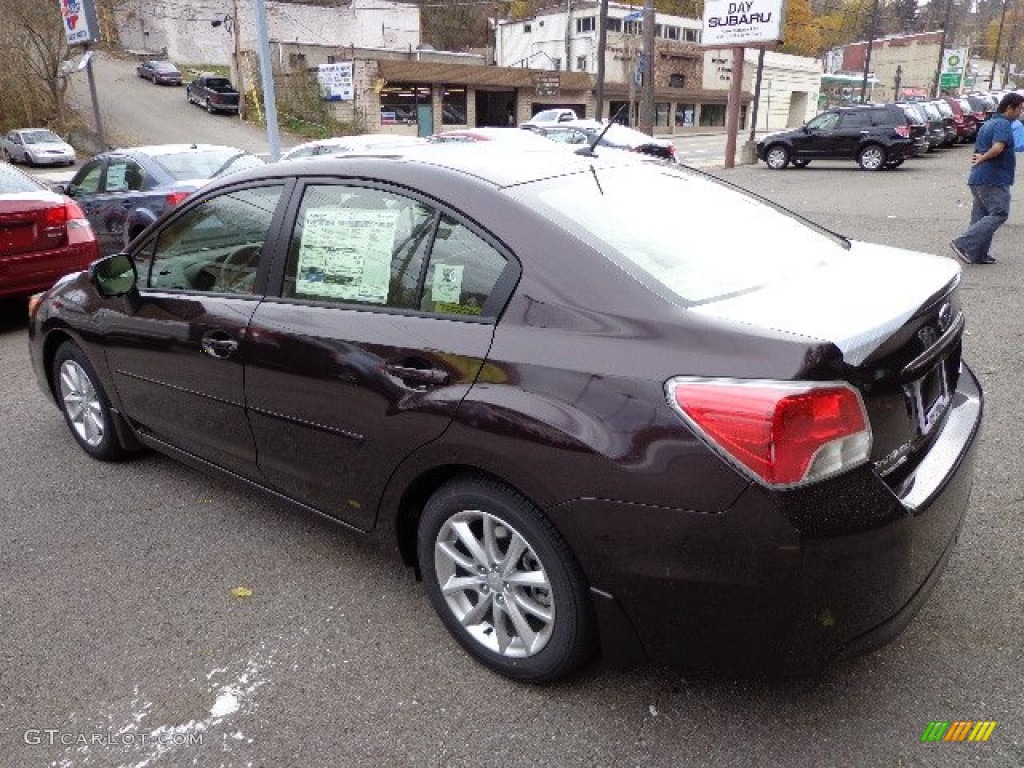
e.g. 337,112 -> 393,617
106,164 -> 128,191
296,208 -> 398,303
431,263 -> 463,304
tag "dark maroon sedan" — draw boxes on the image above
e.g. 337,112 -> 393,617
27,146 -> 982,683
1,162 -> 100,299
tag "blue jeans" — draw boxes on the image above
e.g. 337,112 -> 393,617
954,184 -> 1011,261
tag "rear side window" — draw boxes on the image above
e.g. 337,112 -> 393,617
837,111 -> 872,129
283,185 -> 436,309
282,184 -> 509,318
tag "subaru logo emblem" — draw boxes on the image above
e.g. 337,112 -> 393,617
937,303 -> 953,332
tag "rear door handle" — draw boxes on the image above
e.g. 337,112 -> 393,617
384,362 -> 449,388
201,330 -> 239,359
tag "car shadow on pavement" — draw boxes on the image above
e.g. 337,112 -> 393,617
0,298 -> 29,333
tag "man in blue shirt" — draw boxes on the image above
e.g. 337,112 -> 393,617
951,92 -> 1024,265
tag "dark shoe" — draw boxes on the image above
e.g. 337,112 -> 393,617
976,255 -> 998,264
949,240 -> 973,264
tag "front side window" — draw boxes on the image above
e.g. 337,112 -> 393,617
68,161 -> 104,196
807,112 -> 840,130
143,184 -> 285,294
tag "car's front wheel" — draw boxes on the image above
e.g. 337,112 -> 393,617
52,342 -> 129,462
205,98 -> 214,113
858,144 -> 887,170
417,476 -> 596,683
764,145 -> 790,169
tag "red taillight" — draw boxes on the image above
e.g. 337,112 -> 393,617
666,378 -> 872,487
894,125 -> 910,138
165,191 -> 190,207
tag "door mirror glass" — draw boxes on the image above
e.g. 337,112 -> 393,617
91,254 -> 137,297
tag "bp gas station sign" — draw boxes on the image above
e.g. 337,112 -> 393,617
941,49 -> 967,89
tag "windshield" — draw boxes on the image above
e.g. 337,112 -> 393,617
153,149 -> 263,180
511,165 -> 849,305
23,130 -> 62,144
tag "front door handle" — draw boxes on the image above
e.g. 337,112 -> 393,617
201,330 -> 239,359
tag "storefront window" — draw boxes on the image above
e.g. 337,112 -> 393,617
380,82 -> 431,125
699,104 -> 726,127
442,87 -> 467,125
675,103 -> 695,127
655,102 -> 670,127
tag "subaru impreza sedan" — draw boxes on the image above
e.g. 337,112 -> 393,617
28,144 -> 982,683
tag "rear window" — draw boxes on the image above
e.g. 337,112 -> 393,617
513,165 -> 849,305
205,78 -> 232,88
152,149 -> 263,180
0,163 -> 46,193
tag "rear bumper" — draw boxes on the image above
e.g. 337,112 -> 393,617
0,247 -> 95,298
550,364 -> 983,673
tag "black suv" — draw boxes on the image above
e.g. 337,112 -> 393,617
757,104 -> 926,170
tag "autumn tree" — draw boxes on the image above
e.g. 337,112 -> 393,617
781,0 -> 822,56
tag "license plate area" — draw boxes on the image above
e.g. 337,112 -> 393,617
906,357 -> 952,435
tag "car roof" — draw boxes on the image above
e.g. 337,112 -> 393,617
204,142 -> 651,190
106,144 -> 247,157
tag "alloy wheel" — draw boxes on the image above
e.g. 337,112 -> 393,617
58,359 -> 105,447
433,509 -> 555,658
765,146 -> 789,169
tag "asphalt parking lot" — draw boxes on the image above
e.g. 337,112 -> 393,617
1,145 -> 1022,767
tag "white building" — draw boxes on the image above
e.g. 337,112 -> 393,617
116,0 -> 420,67
703,49 -> 821,131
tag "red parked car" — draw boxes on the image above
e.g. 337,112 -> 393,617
942,96 -> 979,143
0,162 -> 99,299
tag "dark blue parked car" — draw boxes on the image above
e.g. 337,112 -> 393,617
60,144 -> 264,255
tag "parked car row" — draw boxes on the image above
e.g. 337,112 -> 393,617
755,95 -> 988,171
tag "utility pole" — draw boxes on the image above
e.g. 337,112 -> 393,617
860,0 -> 880,103
595,0 -> 609,120
254,0 -> 281,161
990,0 -> 1009,88
932,0 -> 954,97
565,0 -> 572,71
232,0 -> 246,118
638,0 -> 655,134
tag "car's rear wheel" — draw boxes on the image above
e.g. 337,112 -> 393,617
52,342 -> 128,462
791,159 -> 811,168
858,144 -> 887,170
417,476 -> 596,683
764,145 -> 790,170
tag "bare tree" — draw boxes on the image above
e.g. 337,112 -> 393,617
0,0 -> 72,130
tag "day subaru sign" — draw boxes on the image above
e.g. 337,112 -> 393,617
59,0 -> 101,46
702,0 -> 786,47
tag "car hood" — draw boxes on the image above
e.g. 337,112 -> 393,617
28,142 -> 72,152
688,240 -> 960,366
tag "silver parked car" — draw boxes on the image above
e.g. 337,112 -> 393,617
1,128 -> 76,167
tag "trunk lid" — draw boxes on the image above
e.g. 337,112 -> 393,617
688,241 -> 963,486
0,193 -> 69,257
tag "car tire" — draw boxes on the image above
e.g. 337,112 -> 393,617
205,98 -> 214,114
791,159 -> 811,168
52,342 -> 129,462
417,476 -> 596,683
1,148 -> 12,163
858,144 -> 887,171
764,145 -> 790,170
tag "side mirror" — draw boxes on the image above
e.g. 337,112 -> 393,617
52,183 -> 69,195
90,254 -> 137,297
802,125 -> 811,133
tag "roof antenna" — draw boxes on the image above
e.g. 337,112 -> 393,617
576,104 -> 627,157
